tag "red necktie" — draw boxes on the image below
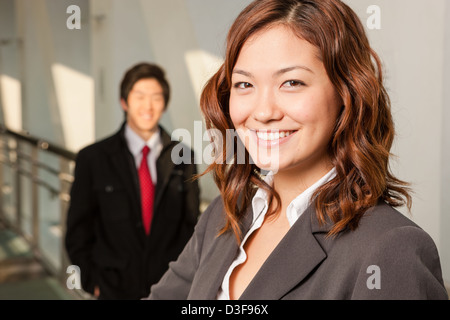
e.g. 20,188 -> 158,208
139,146 -> 154,235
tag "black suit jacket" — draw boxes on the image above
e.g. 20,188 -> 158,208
65,123 -> 200,299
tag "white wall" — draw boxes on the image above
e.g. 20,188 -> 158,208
0,0 -> 22,132
90,0 -> 157,140
0,0 -> 94,152
441,1 -> 450,285
346,0 -> 449,283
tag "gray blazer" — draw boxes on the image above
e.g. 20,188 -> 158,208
149,196 -> 448,300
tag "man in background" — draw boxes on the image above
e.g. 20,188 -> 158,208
65,62 -> 200,299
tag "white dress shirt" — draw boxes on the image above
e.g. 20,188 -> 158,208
216,167 -> 337,300
124,124 -> 163,184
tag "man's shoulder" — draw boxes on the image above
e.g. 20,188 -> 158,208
158,126 -> 197,163
77,129 -> 123,157
159,126 -> 191,150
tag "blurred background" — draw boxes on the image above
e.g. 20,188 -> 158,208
0,0 -> 448,299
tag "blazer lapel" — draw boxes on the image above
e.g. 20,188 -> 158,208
239,204 -> 327,300
154,149 -> 175,212
153,128 -> 176,212
108,129 -> 147,243
111,151 -> 140,212
189,205 -> 254,299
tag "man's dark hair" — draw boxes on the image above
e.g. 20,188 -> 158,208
120,62 -> 170,109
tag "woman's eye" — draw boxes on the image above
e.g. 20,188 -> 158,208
234,82 -> 253,89
282,80 -> 304,88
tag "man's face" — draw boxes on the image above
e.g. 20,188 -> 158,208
121,78 -> 166,141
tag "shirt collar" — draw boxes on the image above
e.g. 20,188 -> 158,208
251,172 -> 274,225
251,168 -> 336,227
124,124 -> 162,157
287,167 -> 336,226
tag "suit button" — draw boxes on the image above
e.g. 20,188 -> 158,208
105,185 -> 114,192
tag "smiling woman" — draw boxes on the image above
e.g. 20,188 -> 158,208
229,25 -> 340,179
147,0 -> 448,300
200,0 -> 409,244
226,24 -> 343,299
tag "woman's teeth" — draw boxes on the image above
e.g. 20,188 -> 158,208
256,130 -> 294,141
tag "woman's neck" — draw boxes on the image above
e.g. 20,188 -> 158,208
272,160 -> 333,210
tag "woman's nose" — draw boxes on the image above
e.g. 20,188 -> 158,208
252,91 -> 283,123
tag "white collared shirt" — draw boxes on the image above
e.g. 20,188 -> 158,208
216,167 -> 337,300
124,124 -> 163,184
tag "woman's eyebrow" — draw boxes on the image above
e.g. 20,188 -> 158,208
232,69 -> 254,78
273,65 -> 314,77
232,65 -> 314,79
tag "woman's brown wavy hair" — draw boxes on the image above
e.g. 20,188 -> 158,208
199,0 -> 411,242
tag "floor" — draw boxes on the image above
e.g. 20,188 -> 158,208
0,223 -> 76,300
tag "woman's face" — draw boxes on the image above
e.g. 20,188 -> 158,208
229,24 -> 341,175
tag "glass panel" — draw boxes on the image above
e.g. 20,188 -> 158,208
18,142 -> 33,238
37,151 -> 62,272
1,138 -> 18,226
38,184 -> 61,270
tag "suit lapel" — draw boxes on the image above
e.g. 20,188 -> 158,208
190,205 -> 254,299
239,204 -> 327,300
153,128 -> 176,212
154,152 -> 174,212
108,127 -> 147,243
191,230 -> 239,299
111,151 -> 140,212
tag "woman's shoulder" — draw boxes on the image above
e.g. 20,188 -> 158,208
195,195 -> 227,235
356,202 -> 438,260
344,201 -> 441,259
355,200 -> 422,237
346,201 -> 448,299
199,195 -> 225,219
335,200 -> 443,276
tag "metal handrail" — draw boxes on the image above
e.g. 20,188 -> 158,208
0,125 -> 76,201
0,125 -> 77,160
0,123 -> 82,298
